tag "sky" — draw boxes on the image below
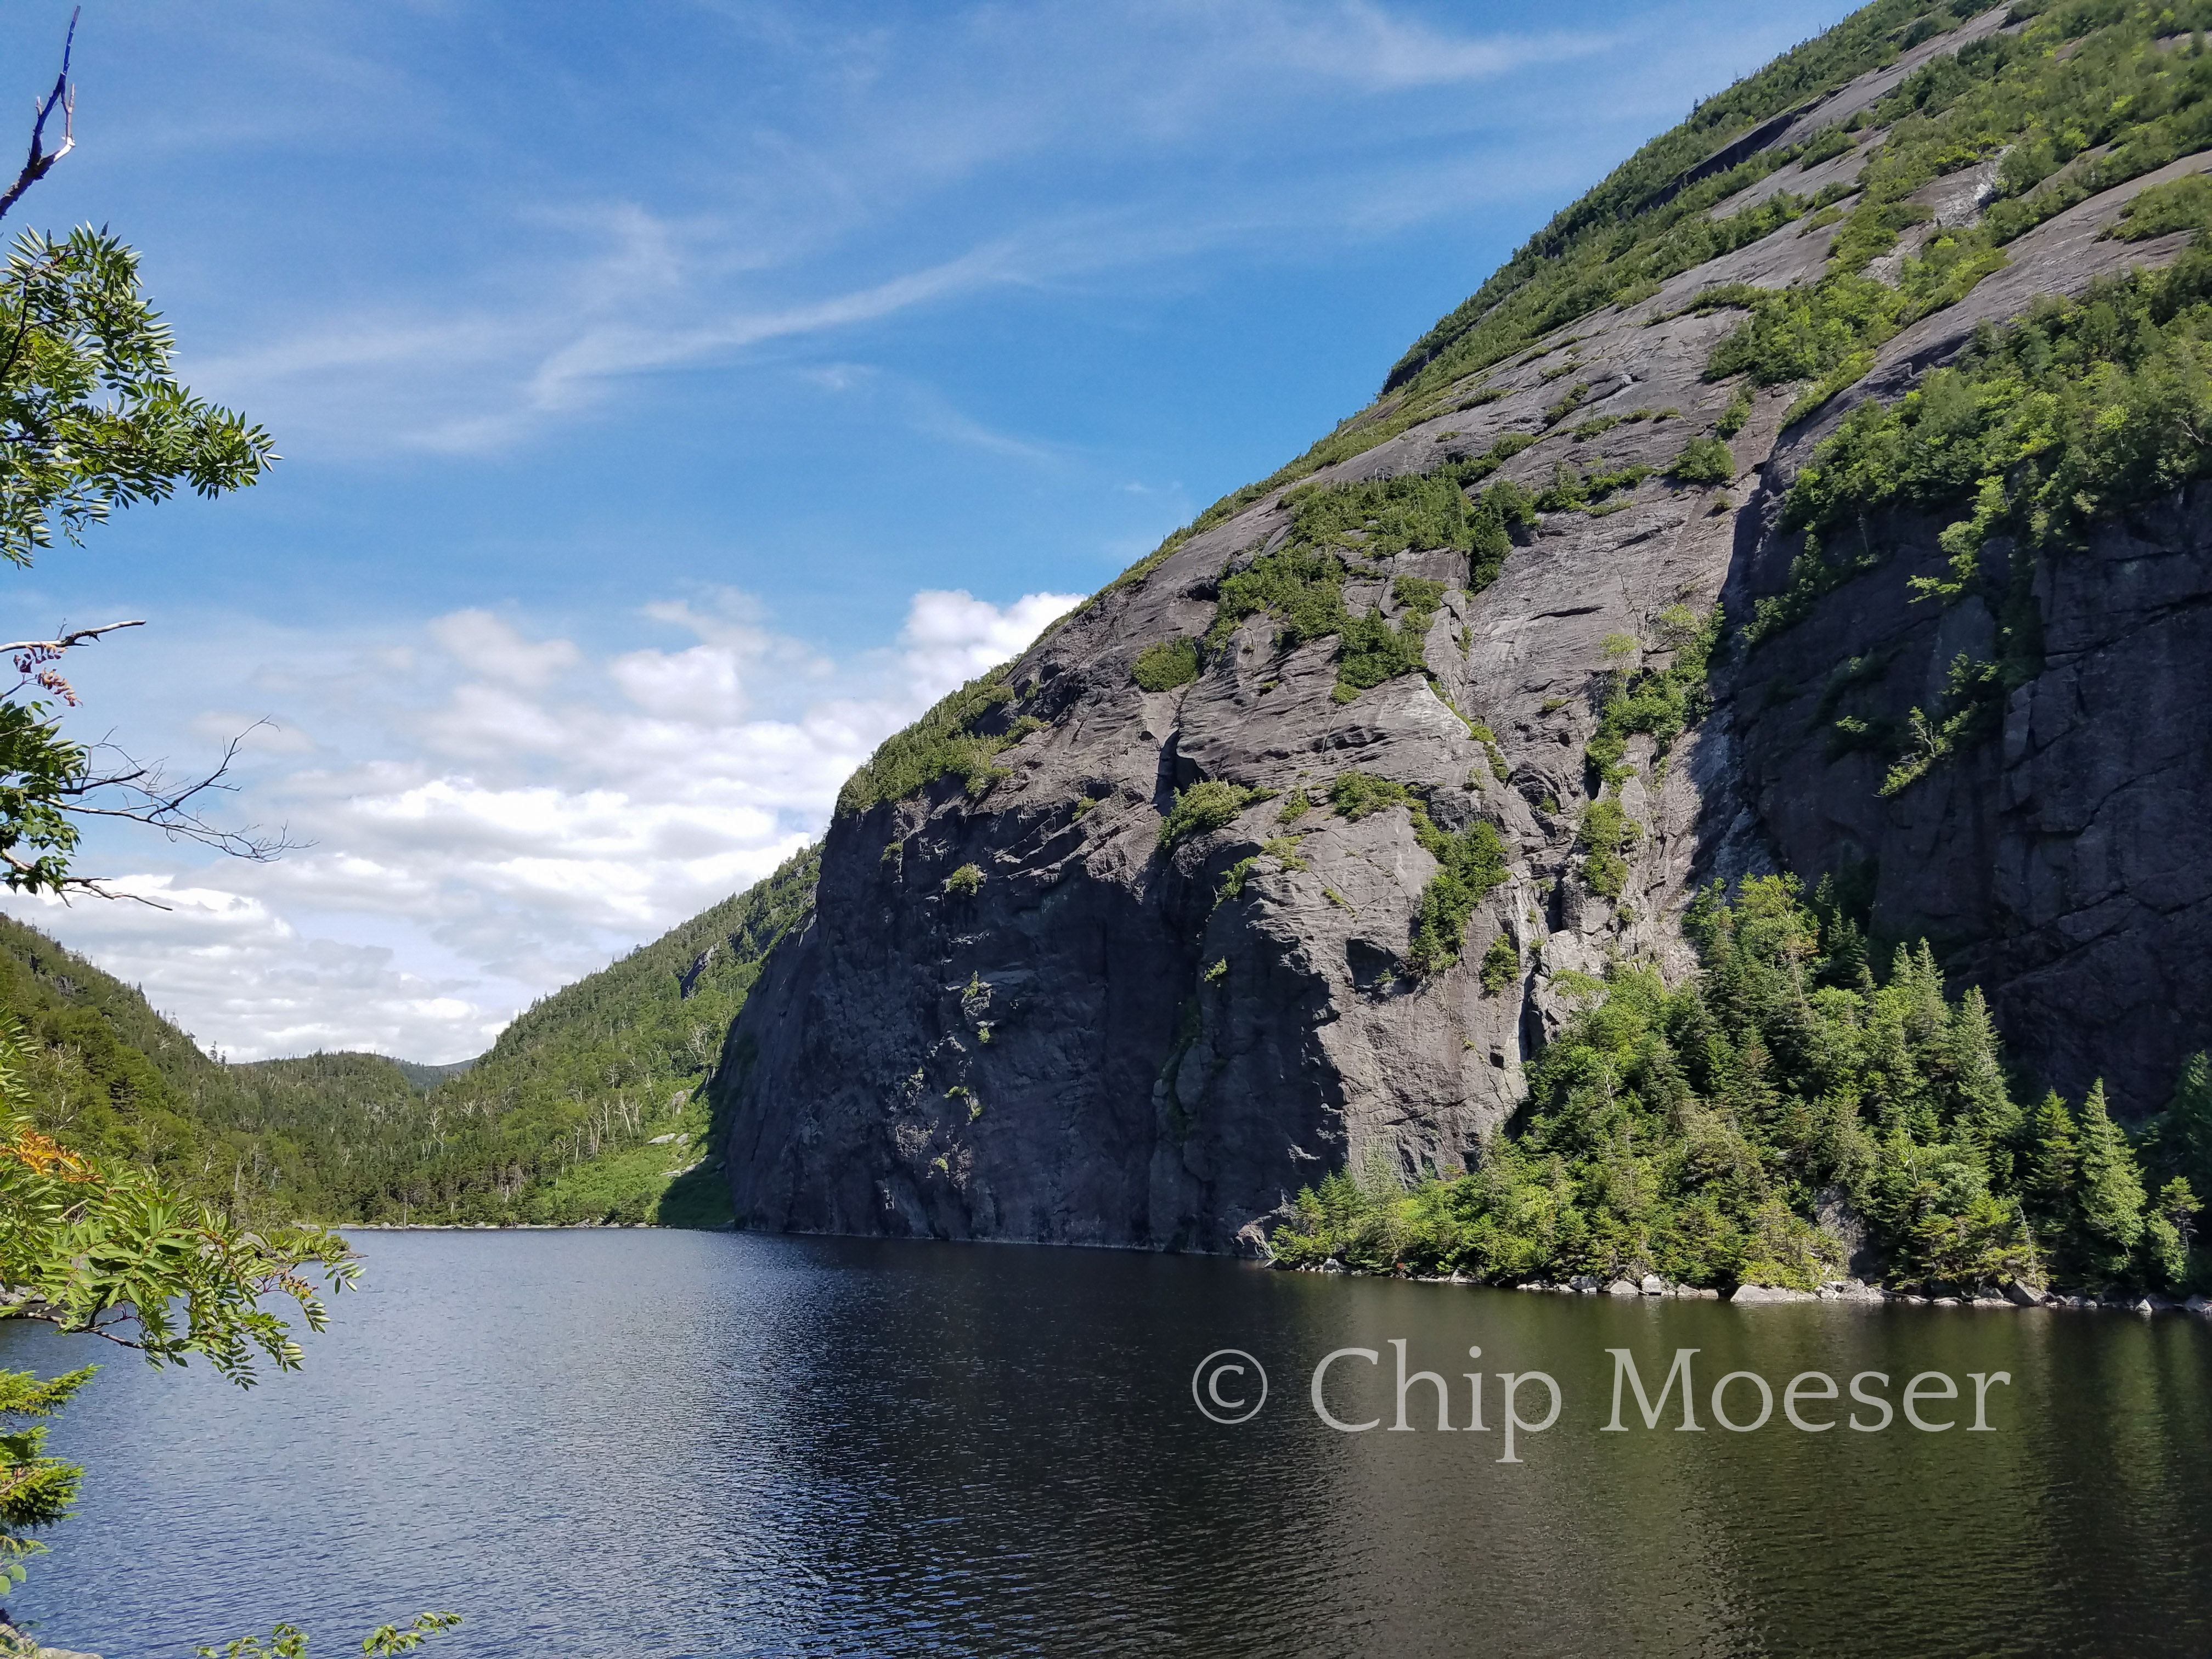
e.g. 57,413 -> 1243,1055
0,0 -> 1858,1063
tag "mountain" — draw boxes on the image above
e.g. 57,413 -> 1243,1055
0,845 -> 816,1227
0,915 -> 438,1217
392,1057 -> 476,1091
368,845 -> 817,1227
710,0 -> 2212,1265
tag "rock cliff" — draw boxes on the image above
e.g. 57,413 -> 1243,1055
715,0 -> 2212,1250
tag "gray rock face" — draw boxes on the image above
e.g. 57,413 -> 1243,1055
716,28 -> 2212,1250
1720,151 -> 2212,1115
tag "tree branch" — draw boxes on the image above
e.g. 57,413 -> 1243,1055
0,8 -> 77,228
60,724 -> 306,865
5,618 -> 143,664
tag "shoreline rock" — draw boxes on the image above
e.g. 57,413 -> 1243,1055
1,1619 -> 98,1659
1285,1260 -> 2203,1312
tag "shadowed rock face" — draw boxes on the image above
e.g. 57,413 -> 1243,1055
715,18 -> 2212,1251
1728,450 -> 2212,1117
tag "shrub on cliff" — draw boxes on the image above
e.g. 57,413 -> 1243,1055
1666,436 -> 1735,485
837,669 -> 1018,813
1576,797 -> 1639,899
1158,781 -> 1271,849
1131,637 -> 1201,692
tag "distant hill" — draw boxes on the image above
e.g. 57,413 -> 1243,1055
393,1057 -> 476,1092
0,843 -> 817,1228
0,909 -> 274,1204
378,844 -> 820,1227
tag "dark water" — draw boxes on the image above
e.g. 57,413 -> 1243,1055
3,1232 -> 2209,1657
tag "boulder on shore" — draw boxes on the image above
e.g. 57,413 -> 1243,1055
1730,1284 -> 1816,1305
1,1621 -> 99,1659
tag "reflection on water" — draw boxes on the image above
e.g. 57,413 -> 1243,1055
3,1232 -> 2207,1657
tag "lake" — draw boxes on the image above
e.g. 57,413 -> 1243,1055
3,1231 -> 2208,1657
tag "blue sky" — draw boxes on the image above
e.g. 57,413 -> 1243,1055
0,0 -> 1855,1060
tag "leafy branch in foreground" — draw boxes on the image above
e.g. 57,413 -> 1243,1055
0,224 -> 276,570
0,1108 -> 358,1382
0,1011 -> 358,1606
0,1362 -> 93,1604
0,223 -> 295,896
196,1611 -> 464,1659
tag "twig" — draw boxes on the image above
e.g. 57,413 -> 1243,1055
0,8 -> 76,228
0,844 -> 172,908
61,722 -> 306,865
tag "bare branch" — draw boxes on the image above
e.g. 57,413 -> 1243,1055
0,8 -> 78,228
61,721 -> 309,866
1,1304 -> 151,1349
2,619 -> 144,658
0,843 -> 171,907
5,620 -> 146,710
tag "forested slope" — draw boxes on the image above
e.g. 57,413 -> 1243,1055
0,845 -> 818,1227
376,845 -> 819,1226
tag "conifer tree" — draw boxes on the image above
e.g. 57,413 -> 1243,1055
2152,1052 -> 2212,1207
2020,1090 -> 2078,1223
1945,989 -> 2020,1164
2147,1177 -> 2201,1289
2074,1081 -> 2148,1280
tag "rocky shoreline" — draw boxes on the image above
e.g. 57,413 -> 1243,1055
336,1220 -> 721,1231
0,1618 -> 96,1658
1285,1262 -> 2212,1316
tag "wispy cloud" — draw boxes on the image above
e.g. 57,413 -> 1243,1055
156,0 -> 1653,459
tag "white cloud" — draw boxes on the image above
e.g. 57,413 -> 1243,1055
898,589 -> 1085,691
8,878 -> 504,1064
426,610 -> 584,688
609,644 -> 748,724
3,585 -> 1082,1063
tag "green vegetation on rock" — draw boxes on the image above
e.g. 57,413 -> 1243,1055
1326,771 -> 1509,973
1159,781 -> 1272,849
1076,0 -> 2212,656
1760,242 -> 2212,791
1576,797 -> 1640,901
1200,445 -> 1541,701
1409,816 -> 1511,974
1381,0 -> 1988,402
1534,460 -> 1654,511
1666,436 -> 1735,484
1273,875 -> 2206,1294
1334,575 -> 1448,700
1131,636 -> 1201,691
1699,6 -> 2212,425
836,669 -> 1022,814
1480,935 -> 1522,995
1585,606 -> 1717,783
